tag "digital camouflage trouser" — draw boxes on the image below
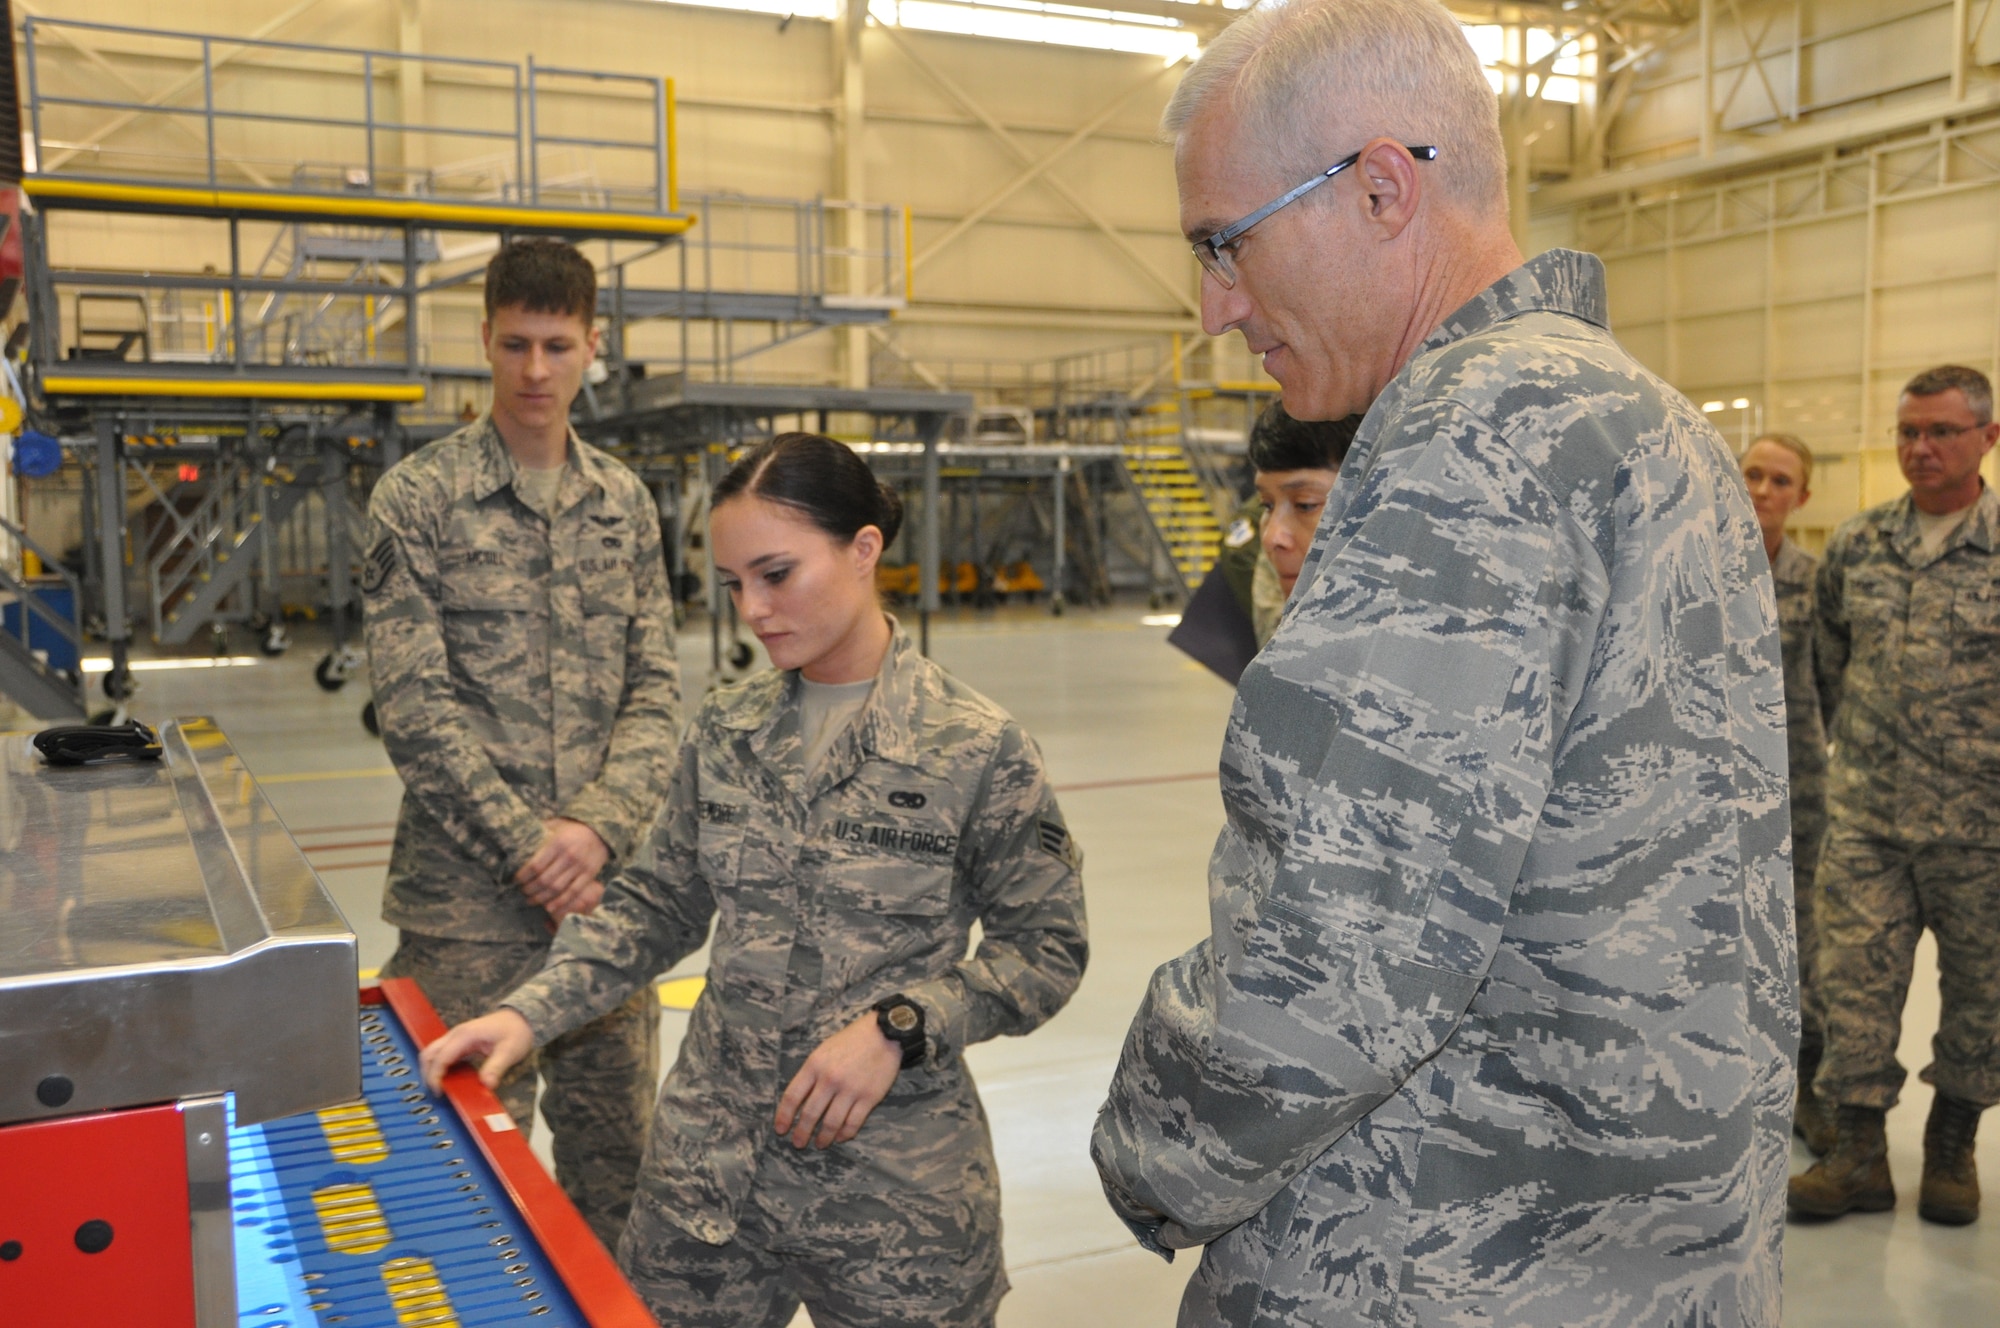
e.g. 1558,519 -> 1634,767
379,931 -> 659,1249
1813,830 -> 2000,1111
617,1181 -> 1005,1328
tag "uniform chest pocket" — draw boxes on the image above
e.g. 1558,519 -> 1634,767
696,816 -> 747,891
438,561 -> 539,614
1952,583 -> 2000,661
822,818 -> 959,918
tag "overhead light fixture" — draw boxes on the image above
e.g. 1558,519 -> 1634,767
1702,401 -> 1726,412
1731,397 -> 1751,410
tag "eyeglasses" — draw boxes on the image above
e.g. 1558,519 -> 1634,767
1190,145 -> 1440,289
1892,422 -> 1991,445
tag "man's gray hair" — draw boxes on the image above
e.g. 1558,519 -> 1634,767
1163,0 -> 1507,217
1903,364 -> 1994,423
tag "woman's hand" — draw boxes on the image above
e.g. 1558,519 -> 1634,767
773,1011 -> 904,1150
418,1009 -> 535,1094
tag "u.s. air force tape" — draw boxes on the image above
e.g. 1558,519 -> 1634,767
360,538 -> 397,595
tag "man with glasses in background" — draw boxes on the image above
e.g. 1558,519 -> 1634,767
1791,364 -> 2000,1227
1092,0 -> 1793,1323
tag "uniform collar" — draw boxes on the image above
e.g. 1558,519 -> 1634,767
1886,484 -> 2000,566
466,413 -> 605,508
1772,536 -> 1814,582
718,618 -> 925,776
1414,248 -> 1610,360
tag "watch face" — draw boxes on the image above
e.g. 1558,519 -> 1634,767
887,1004 -> 920,1034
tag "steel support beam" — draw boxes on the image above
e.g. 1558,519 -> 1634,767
878,22 -> 1201,319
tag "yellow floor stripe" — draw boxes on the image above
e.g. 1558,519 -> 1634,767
317,1102 -> 390,1165
381,1256 -> 462,1327
658,975 -> 707,1010
312,1182 -> 393,1255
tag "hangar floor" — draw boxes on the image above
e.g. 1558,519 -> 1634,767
117,606 -> 1999,1327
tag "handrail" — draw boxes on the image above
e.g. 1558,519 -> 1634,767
22,16 -> 674,217
0,509 -> 85,653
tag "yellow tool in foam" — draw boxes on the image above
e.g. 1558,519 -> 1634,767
311,1181 -> 393,1255
316,1101 -> 390,1165
381,1255 -> 462,1327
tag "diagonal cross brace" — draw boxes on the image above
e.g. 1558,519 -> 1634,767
157,474 -> 318,647
879,22 -> 1200,318
913,55 -> 1187,276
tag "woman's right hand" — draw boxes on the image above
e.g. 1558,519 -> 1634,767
418,1009 -> 535,1094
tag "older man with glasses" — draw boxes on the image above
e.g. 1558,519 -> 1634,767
1090,0 -> 1794,1324
1790,364 -> 2000,1227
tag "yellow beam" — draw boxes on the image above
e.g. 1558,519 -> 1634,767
24,177 -> 696,238
44,375 -> 427,403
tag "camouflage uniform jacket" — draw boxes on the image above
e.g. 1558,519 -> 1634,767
502,625 -> 1088,1244
1814,485 -> 2000,844
362,417 -> 681,942
1773,538 -> 1827,849
1091,250 -> 1795,1327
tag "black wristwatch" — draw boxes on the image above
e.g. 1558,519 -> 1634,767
874,995 -> 926,1069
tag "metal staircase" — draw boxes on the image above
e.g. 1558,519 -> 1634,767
1122,400 -> 1224,590
0,514 -> 87,719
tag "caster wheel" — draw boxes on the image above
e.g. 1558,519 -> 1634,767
726,640 -> 754,670
1051,596 -> 1066,617
260,625 -> 290,657
361,700 -> 380,738
88,707 -> 120,726
102,668 -> 135,702
1148,591 -> 1165,611
247,611 -> 273,635
315,654 -> 348,692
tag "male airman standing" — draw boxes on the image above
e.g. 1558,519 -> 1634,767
362,238 -> 680,1247
1791,364 -> 2000,1226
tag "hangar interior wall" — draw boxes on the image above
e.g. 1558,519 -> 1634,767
25,0 -> 1201,402
1538,0 -> 2000,544
30,0 -> 2000,539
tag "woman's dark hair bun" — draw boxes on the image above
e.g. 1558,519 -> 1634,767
713,432 -> 903,547
873,480 -> 906,547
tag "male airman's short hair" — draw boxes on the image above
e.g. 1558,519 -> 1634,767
1746,432 -> 1813,487
484,238 -> 597,324
1162,0 -> 1507,217
1902,364 -> 1993,423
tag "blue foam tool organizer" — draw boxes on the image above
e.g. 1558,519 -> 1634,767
228,999 -> 590,1326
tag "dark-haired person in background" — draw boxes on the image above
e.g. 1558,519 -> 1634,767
1246,403 -> 1358,641
1177,405 -> 1357,682
420,432 -> 1088,1327
362,237 -> 680,1247
1792,364 -> 2000,1226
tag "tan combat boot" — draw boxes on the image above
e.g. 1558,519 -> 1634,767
1794,1047 -> 1835,1157
1918,1093 -> 1983,1226
1788,1105 -> 1895,1218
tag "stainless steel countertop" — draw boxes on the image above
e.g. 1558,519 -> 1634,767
0,718 -> 360,1126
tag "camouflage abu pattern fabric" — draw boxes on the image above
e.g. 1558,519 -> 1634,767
1091,250 -> 1796,1328
1813,831 -> 2000,1110
501,625 -> 1087,1324
1773,536 -> 1828,1054
376,932 -> 658,1249
362,416 -> 682,941
1810,486 -> 2000,1112
1813,486 -> 2000,845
